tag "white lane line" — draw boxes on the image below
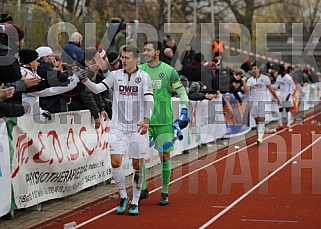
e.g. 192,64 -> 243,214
199,135 -> 321,229
74,111 -> 321,228
241,219 -> 298,223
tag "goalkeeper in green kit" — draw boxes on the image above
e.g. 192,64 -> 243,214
139,41 -> 189,206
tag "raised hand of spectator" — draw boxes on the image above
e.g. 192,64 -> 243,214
0,84 -> 15,101
101,110 -> 108,121
94,118 -> 101,129
205,93 -> 213,100
94,53 -> 108,71
89,63 -> 100,74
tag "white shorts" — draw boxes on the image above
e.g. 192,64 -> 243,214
250,102 -> 266,118
109,129 -> 149,159
279,95 -> 293,108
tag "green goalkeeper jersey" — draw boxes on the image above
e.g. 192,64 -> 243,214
139,62 -> 183,126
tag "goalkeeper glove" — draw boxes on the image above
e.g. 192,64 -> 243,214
174,108 -> 190,130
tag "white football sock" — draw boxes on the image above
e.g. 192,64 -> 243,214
112,167 -> 127,199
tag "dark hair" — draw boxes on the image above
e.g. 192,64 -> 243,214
144,40 -> 162,52
0,13 -> 12,23
286,66 -> 293,74
251,61 -> 261,68
122,45 -> 140,58
278,65 -> 286,72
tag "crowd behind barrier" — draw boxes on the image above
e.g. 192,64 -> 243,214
0,83 -> 321,217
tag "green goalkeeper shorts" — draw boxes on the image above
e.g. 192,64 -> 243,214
149,125 -> 174,153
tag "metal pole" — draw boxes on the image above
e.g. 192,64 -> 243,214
82,0 -> 86,18
17,0 -> 21,14
193,0 -> 197,34
167,0 -> 171,33
211,0 -> 215,39
136,0 -> 139,20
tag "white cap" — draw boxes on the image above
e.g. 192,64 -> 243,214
36,46 -> 53,58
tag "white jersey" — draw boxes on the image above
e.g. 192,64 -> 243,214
247,74 -> 271,106
21,67 -> 79,116
84,68 -> 154,132
274,73 -> 295,100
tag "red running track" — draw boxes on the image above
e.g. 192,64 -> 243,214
34,109 -> 321,229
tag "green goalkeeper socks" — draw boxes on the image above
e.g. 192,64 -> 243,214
142,160 -> 147,190
162,160 -> 171,193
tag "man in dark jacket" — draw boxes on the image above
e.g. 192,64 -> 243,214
182,53 -> 213,91
36,46 -> 70,113
68,47 -> 108,129
61,32 -> 84,64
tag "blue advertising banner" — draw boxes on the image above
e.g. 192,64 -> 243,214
222,93 -> 251,137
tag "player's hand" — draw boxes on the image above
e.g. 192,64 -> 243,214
277,98 -> 282,106
138,118 -> 149,135
75,68 -> 90,81
286,94 -> 291,101
174,108 -> 190,130
23,104 -> 30,114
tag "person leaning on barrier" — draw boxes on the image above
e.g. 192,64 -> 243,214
0,83 -> 29,118
0,24 -> 76,106
68,47 -> 108,129
36,46 -> 71,113
19,49 -> 80,120
188,81 -> 218,101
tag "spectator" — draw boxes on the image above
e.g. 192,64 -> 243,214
161,36 -> 177,66
180,44 -> 195,71
107,17 -> 122,52
114,23 -> 126,53
232,69 -> 246,103
188,82 -> 216,101
68,47 -> 108,129
0,84 -> 28,118
36,46 -> 70,113
0,13 -> 13,24
61,32 -> 84,64
107,52 -> 121,71
19,49 -> 79,118
161,48 -> 174,66
183,53 -> 212,91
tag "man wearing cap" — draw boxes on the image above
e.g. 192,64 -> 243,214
36,46 -> 71,113
0,13 -> 13,24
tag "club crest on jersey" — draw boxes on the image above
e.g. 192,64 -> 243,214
158,72 -> 165,79
135,77 -> 142,84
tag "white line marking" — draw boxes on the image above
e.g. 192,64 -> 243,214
212,206 -> 226,209
241,219 -> 298,223
74,111 -> 321,228
199,135 -> 321,229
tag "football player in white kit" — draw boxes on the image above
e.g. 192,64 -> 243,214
273,65 -> 296,130
81,45 -> 154,215
246,62 -> 281,144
